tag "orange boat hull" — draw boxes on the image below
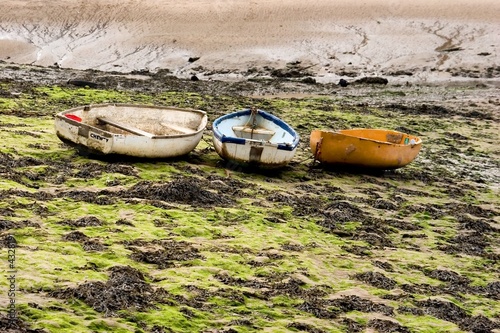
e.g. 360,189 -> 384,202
310,129 -> 422,170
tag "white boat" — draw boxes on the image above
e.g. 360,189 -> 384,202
212,107 -> 299,168
55,103 -> 208,158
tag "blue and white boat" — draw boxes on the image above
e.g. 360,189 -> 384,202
212,107 -> 299,168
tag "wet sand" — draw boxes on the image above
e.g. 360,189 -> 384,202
0,0 -> 499,83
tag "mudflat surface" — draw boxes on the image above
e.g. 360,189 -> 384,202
0,70 -> 499,332
0,2 -> 499,332
0,0 -> 499,83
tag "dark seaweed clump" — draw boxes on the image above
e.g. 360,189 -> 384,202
50,266 -> 169,315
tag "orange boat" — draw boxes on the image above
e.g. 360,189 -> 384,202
310,129 -> 422,170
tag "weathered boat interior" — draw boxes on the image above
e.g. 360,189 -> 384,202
231,125 -> 276,141
63,104 -> 205,138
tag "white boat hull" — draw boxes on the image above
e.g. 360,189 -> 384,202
55,103 -> 207,158
213,139 -> 297,168
212,108 -> 299,169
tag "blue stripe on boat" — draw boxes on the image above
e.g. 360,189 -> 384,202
213,109 -> 299,151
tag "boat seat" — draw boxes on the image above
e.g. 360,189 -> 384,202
386,133 -> 403,144
232,125 -> 275,141
97,117 -> 155,138
160,122 -> 195,134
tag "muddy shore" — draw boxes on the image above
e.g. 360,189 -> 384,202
0,1 -> 499,331
0,59 -> 499,333
1,0 -> 499,84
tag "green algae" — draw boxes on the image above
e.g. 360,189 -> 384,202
0,80 -> 498,333
397,315 -> 462,333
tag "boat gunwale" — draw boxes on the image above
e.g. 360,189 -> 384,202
213,108 -> 300,151
55,103 -> 208,139
313,128 -> 422,147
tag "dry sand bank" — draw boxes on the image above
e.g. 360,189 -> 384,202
0,0 -> 499,83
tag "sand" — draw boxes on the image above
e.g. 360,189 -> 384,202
0,0 -> 498,83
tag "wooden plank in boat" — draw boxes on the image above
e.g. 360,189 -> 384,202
386,133 -> 403,144
160,122 -> 195,134
232,126 -> 275,136
97,117 -> 155,138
